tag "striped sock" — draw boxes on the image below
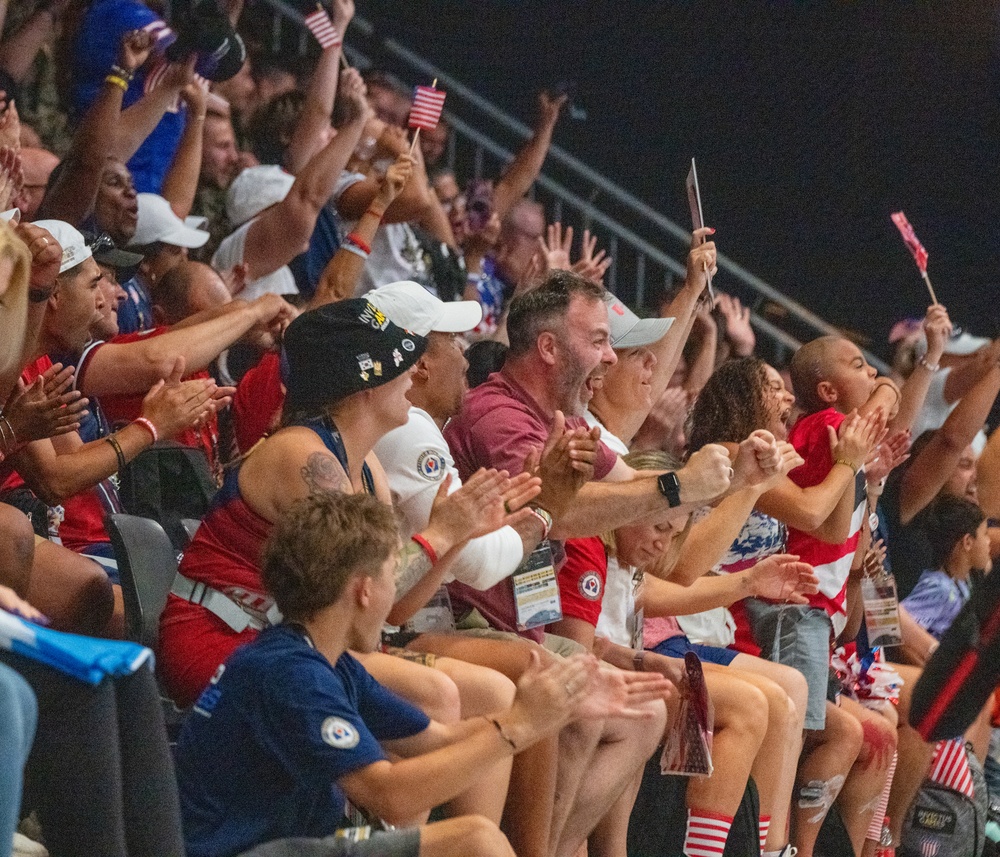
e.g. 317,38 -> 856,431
684,808 -> 734,857
759,814 -> 771,852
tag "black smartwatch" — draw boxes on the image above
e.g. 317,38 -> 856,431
657,471 -> 682,507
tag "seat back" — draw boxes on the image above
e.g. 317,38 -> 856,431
105,513 -> 179,649
179,517 -> 202,547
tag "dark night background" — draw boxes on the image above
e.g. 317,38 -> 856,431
354,0 -> 1000,357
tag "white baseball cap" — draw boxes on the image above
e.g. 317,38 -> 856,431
367,280 -> 483,337
226,165 -> 295,227
604,292 -> 673,349
33,219 -> 92,274
131,194 -> 209,249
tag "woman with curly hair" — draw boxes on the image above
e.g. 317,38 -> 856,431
688,357 -> 898,857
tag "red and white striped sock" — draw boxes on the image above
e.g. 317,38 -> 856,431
683,808 -> 734,857
759,814 -> 771,852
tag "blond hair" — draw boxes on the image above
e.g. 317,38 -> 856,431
0,221 -> 33,389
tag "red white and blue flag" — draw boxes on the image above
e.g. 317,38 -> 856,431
142,18 -> 176,52
409,85 -> 446,131
927,737 -> 975,799
891,211 -> 929,274
303,6 -> 342,49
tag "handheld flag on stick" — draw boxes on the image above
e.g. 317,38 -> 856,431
304,4 -> 342,50
891,211 -> 937,305
686,158 -> 714,303
409,80 -> 445,154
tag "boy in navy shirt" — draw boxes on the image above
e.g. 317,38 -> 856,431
177,491 -> 669,857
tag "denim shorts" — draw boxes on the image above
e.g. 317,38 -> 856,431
743,599 -> 833,730
650,635 -> 739,666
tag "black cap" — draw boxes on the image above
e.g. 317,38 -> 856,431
84,231 -> 144,270
166,2 -> 246,83
283,299 -> 427,411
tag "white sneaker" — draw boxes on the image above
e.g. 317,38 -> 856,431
11,832 -> 48,857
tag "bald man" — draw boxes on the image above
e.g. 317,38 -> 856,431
17,148 -> 59,220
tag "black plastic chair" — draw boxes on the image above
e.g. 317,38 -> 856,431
105,513 -> 180,650
179,517 -> 202,547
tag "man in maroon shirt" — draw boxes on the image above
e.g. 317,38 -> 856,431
443,270 -> 737,639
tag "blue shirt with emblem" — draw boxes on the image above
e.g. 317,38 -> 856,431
176,623 -> 430,857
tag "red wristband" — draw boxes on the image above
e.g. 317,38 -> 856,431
411,533 -> 438,565
346,232 -> 371,255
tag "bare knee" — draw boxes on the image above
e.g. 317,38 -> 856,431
0,505 -> 35,595
718,682 -> 769,744
424,668 -> 462,724
821,703 -> 864,758
446,815 -> 513,857
857,713 -> 897,771
29,547 -> 114,635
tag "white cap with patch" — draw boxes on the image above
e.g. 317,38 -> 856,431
33,219 -> 92,274
604,292 -> 673,349
366,280 -> 483,337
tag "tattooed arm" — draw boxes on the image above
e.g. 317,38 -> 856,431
300,450 -> 352,495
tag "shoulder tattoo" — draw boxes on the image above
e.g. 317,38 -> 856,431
300,452 -> 351,495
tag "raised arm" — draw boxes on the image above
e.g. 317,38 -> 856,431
491,90 -> 566,219
889,303 -> 951,433
335,121 -> 432,223
112,58 -> 195,163
284,0 -> 353,174
158,78 -> 209,218
899,360 -> 1000,524
311,153 -> 412,306
0,1 -> 63,83
36,30 -> 153,225
240,69 -> 369,282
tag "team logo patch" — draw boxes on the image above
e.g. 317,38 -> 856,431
359,302 -> 389,331
578,571 -> 602,601
417,450 -> 445,481
321,716 -> 359,749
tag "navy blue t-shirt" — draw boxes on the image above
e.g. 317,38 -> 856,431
176,624 -> 430,857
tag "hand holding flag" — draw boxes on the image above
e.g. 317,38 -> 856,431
408,80 -> 445,154
304,4 -> 343,50
891,211 -> 937,304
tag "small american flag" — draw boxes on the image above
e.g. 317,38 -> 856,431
921,837 -> 940,857
927,738 -> 975,798
891,211 -> 929,274
409,85 -> 446,131
303,7 -> 342,50
142,18 -> 176,52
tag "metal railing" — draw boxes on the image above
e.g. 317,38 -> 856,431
252,1 -> 889,372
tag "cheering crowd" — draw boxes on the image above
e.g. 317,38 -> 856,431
1,1 -> 1000,856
